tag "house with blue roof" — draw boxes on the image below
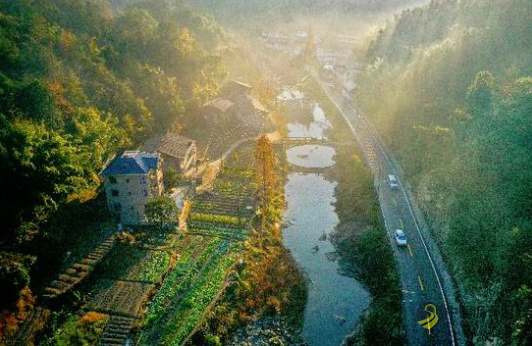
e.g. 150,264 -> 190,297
101,151 -> 164,225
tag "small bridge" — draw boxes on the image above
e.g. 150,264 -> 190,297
274,137 -> 355,147
274,137 -> 330,146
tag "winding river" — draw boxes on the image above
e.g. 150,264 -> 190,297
282,100 -> 370,345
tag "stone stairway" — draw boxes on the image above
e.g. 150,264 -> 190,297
98,315 -> 136,346
43,235 -> 115,297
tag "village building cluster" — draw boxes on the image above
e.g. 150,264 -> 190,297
259,30 -> 359,92
100,80 -> 268,226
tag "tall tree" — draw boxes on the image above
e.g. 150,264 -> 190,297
255,135 -> 276,232
467,70 -> 495,118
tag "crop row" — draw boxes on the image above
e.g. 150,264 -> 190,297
88,280 -> 154,316
195,189 -> 252,202
139,237 -> 220,331
142,241 -> 235,345
189,212 -> 246,226
122,250 -> 170,283
193,198 -> 253,210
137,239 -> 232,345
94,246 -> 170,284
187,227 -> 248,241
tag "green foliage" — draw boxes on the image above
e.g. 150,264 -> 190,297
467,71 -> 495,117
165,167 -> 180,189
0,252 -> 35,307
0,115 -> 88,239
356,0 -> 532,343
72,107 -> 125,169
51,312 -> 108,346
0,0 -> 223,245
145,195 -> 178,231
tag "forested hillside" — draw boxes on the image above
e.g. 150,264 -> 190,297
0,0 -> 223,327
356,0 -> 532,344
190,0 -> 429,27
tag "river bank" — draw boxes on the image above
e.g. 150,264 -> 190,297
299,78 -> 406,345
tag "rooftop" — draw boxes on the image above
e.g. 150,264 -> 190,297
157,133 -> 195,159
246,95 -> 268,113
102,151 -> 160,176
205,98 -> 235,113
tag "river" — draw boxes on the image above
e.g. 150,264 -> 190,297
282,100 -> 371,345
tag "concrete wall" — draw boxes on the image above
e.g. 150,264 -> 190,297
104,168 -> 164,225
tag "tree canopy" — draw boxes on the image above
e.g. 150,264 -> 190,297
0,0 -> 224,244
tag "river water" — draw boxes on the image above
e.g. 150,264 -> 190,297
282,101 -> 370,345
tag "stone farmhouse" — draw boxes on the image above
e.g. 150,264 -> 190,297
101,151 -> 164,225
143,132 -> 197,174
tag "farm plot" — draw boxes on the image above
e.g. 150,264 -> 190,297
88,279 -> 154,317
137,238 -> 236,346
187,221 -> 248,241
193,143 -> 257,215
94,245 -> 170,284
192,186 -> 255,217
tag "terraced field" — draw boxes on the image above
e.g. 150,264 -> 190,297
137,237 -> 237,345
37,142 -> 258,346
134,143 -> 257,345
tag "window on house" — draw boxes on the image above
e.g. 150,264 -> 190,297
111,189 -> 119,196
126,178 -> 130,183
142,190 -> 148,196
109,176 -> 117,184
113,203 -> 122,212
140,176 -> 147,184
128,192 -> 132,195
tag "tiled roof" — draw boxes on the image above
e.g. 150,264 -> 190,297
246,95 -> 268,113
157,133 -> 195,159
205,98 -> 234,112
102,151 -> 159,175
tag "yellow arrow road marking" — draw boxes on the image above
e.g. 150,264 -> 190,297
418,304 -> 439,333
392,196 -> 397,207
399,218 -> 404,229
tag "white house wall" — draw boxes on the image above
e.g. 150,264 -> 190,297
104,172 -> 162,225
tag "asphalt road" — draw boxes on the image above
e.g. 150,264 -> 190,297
316,79 -> 465,346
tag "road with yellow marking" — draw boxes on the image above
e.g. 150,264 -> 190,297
316,75 -> 465,346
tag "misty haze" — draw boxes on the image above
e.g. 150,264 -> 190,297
0,1 -> 531,346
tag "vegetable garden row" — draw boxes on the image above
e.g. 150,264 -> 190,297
133,143 -> 258,345
137,237 -> 237,345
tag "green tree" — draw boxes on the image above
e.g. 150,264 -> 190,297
0,252 -> 35,308
145,195 -> 178,231
255,135 -> 276,233
72,107 -> 125,171
467,70 -> 495,118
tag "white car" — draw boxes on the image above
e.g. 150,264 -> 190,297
395,229 -> 407,246
388,174 -> 398,189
